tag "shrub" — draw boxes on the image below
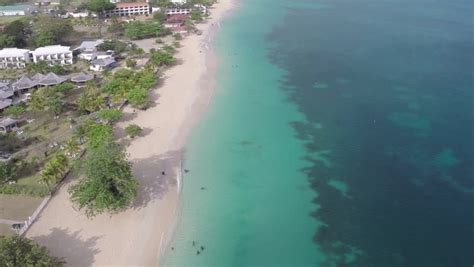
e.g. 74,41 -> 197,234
125,124 -> 142,138
4,104 -> 26,118
173,33 -> 183,40
97,109 -> 123,123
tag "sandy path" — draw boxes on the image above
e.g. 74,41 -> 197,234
26,1 -> 235,266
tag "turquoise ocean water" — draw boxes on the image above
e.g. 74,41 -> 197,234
163,0 -> 473,266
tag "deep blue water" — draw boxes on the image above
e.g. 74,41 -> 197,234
268,0 -> 474,266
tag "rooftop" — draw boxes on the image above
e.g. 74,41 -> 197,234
12,76 -> 36,90
71,72 -> 94,83
77,39 -> 104,52
31,73 -> 45,82
0,48 -> 30,58
166,14 -> 187,23
32,45 -> 71,56
37,72 -> 68,86
0,99 -> 12,110
0,117 -> 17,128
91,58 -> 116,66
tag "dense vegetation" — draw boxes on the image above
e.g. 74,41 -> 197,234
86,0 -> 115,16
69,141 -> 138,217
0,16 -> 74,49
103,69 -> 158,109
0,236 -> 65,267
124,21 -> 170,40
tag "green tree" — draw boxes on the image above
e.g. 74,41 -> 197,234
76,90 -> 104,114
0,236 -> 65,267
97,109 -> 123,123
87,0 -> 116,16
54,82 -> 74,93
33,16 -> 74,46
127,87 -> 149,109
125,124 -> 142,138
148,49 -> 176,68
26,61 -> 51,75
124,21 -> 165,40
85,123 -> 113,149
0,161 -> 16,183
40,153 -> 69,189
69,142 -> 138,217
0,34 -> 15,48
4,104 -> 26,118
64,137 -> 80,157
49,97 -> 64,116
125,59 -> 137,68
51,65 -> 67,75
97,39 -> 128,54
29,90 -> 47,112
3,19 -> 29,47
190,10 -> 203,22
153,11 -> 166,23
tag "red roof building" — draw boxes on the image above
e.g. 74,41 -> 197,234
164,14 -> 187,28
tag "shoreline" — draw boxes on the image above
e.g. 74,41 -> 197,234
25,1 -> 236,266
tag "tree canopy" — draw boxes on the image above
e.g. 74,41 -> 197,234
102,69 -> 157,109
0,236 -> 65,267
40,153 -> 69,189
87,0 -> 115,14
124,21 -> 169,40
0,161 -> 16,183
69,142 -> 138,217
33,16 -> 74,46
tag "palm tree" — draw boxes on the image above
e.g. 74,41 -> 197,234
64,138 -> 80,158
40,153 -> 69,189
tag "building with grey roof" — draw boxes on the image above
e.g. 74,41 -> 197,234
37,72 -> 68,86
90,58 -> 116,71
12,76 -> 37,93
71,72 -> 94,83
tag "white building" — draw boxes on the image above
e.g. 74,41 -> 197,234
170,0 -> 187,4
0,48 -> 31,69
105,2 -> 150,17
31,45 -> 73,66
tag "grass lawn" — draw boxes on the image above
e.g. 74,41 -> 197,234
0,15 -> 23,25
0,194 -> 43,221
0,224 -> 15,237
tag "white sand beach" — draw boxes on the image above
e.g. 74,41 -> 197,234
26,1 -> 235,266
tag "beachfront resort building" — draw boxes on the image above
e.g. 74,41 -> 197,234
31,45 -> 73,66
0,5 -> 36,16
104,2 -> 150,17
164,14 -> 187,28
0,48 -> 32,69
